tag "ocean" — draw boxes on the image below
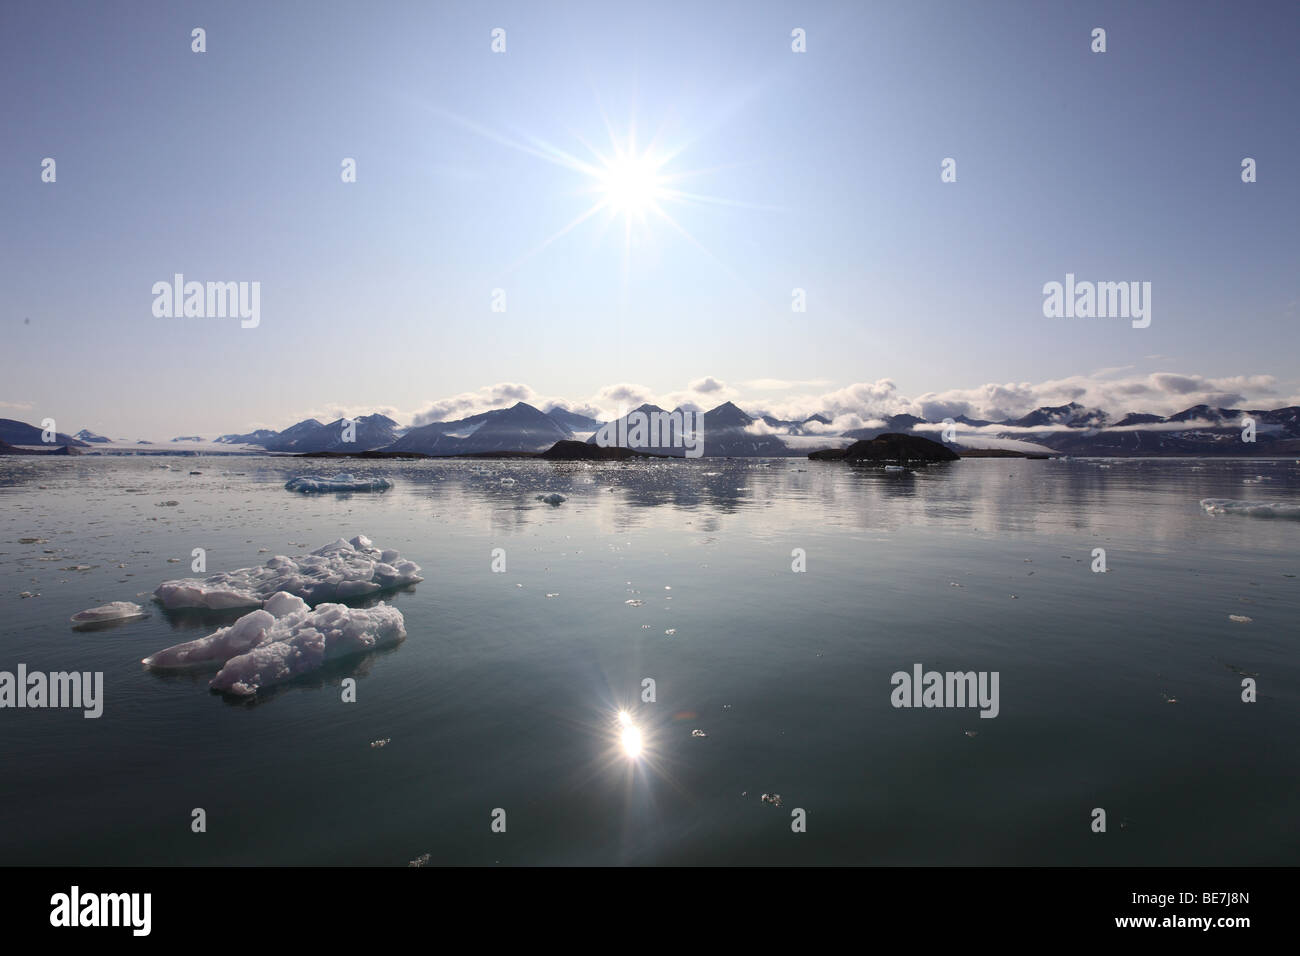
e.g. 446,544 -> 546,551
0,455 -> 1296,865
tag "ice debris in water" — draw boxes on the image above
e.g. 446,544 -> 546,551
152,535 -> 422,609
143,591 -> 408,697
535,493 -> 567,505
71,601 -> 146,624
285,474 -> 393,494
1229,614 -> 1253,624
1200,498 -> 1300,519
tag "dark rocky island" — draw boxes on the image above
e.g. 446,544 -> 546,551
540,440 -> 660,461
296,440 -> 666,461
809,433 -> 960,465
0,439 -> 81,456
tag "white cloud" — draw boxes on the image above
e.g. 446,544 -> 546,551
410,383 -> 538,426
277,370 -> 1291,437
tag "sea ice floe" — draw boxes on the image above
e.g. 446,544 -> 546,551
153,535 -> 423,609
285,474 -> 393,494
144,590 -> 408,697
71,601 -> 146,625
1200,498 -> 1300,519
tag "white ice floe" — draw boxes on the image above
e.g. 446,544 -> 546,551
284,474 -> 393,494
1200,498 -> 1300,519
70,601 -> 146,625
144,589 -> 407,697
153,535 -> 423,609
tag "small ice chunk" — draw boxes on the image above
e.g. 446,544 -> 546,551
209,601 -> 407,696
1201,498 -> 1300,519
153,536 -> 423,609
145,591 -> 407,699
143,609 -> 278,669
1229,614 -> 1253,624
284,474 -> 392,494
71,601 -> 146,624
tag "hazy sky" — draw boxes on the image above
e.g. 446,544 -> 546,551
4,0 -> 1298,437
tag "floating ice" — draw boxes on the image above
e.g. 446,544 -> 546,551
210,600 -> 406,696
153,535 -> 423,609
1200,498 -> 1300,519
71,601 -> 146,625
144,589 -> 407,697
285,474 -> 393,494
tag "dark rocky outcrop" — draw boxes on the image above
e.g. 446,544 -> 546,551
810,433 -> 959,464
540,440 -> 657,461
0,439 -> 80,455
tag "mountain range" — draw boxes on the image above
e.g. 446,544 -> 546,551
5,400 -> 1300,457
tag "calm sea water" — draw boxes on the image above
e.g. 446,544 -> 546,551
0,456 -> 1296,865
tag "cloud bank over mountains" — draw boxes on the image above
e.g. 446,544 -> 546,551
266,369 -> 1290,437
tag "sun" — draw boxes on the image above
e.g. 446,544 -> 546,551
616,709 -> 644,758
420,103 -> 767,277
596,150 -> 668,221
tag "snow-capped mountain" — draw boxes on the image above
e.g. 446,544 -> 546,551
264,414 -> 401,453
387,403 -> 571,454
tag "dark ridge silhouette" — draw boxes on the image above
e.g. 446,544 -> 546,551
540,440 -> 661,460
809,433 -> 960,464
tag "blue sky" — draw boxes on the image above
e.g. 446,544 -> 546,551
4,0 -> 1298,437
